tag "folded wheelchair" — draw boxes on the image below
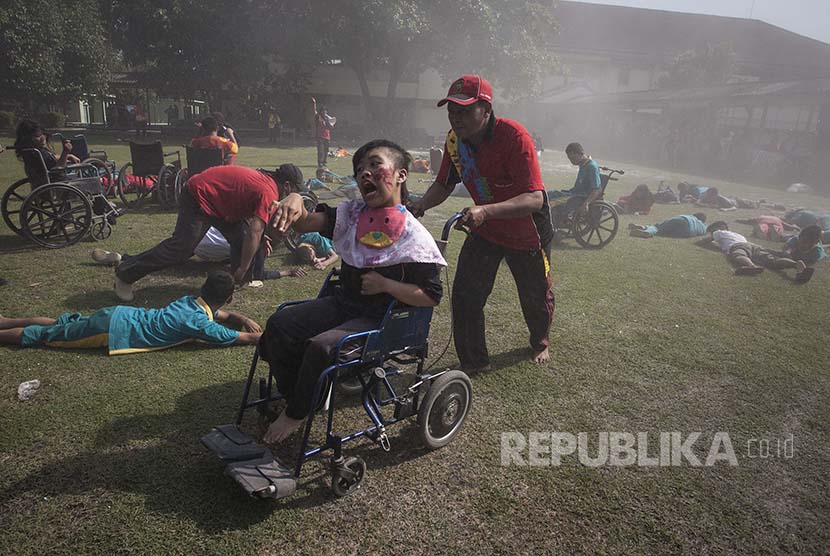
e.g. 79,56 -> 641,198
202,213 -> 472,499
2,147 -> 121,248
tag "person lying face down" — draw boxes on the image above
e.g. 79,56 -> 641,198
259,139 -> 447,444
0,271 -> 262,354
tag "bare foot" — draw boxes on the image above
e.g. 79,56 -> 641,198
263,410 -> 304,444
531,347 -> 550,364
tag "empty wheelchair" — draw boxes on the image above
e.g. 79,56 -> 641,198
2,148 -> 120,247
549,166 -> 624,249
202,213 -> 472,499
116,141 -> 181,209
51,133 -> 117,195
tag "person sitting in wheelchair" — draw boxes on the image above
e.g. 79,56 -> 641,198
259,139 -> 447,443
192,115 -> 239,165
13,119 -> 81,174
548,142 -> 602,225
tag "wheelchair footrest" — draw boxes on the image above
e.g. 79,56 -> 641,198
201,424 -> 268,462
225,453 -> 297,499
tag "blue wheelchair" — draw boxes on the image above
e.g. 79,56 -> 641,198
202,214 -> 472,499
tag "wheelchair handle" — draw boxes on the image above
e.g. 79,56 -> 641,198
437,212 -> 470,256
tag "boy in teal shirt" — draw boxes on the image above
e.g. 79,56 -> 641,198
0,272 -> 261,354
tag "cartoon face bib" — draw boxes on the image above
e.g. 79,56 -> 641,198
333,200 -> 447,268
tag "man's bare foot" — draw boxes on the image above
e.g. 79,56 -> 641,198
263,410 -> 304,443
531,347 -> 550,364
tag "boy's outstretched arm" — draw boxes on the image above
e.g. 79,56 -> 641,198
270,193 -> 329,235
215,310 -> 262,333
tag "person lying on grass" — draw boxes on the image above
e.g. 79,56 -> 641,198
629,212 -> 707,238
0,271 -> 261,354
291,232 -> 340,270
697,222 -> 817,283
258,139 -> 446,443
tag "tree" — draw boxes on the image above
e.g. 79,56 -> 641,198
657,42 -> 736,89
0,0 -> 115,109
264,0 -> 558,125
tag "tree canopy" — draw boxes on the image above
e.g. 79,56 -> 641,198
0,0 -> 115,107
2,0 -> 558,124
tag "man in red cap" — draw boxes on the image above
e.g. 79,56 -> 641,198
410,74 -> 554,367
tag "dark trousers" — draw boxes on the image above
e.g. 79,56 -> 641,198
452,233 -> 554,368
259,296 -> 378,419
116,188 -> 259,284
316,138 -> 330,167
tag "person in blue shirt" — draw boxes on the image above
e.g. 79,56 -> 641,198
0,272 -> 261,354
293,231 -> 340,270
548,142 -> 603,225
629,213 -> 708,238
782,225 -> 826,267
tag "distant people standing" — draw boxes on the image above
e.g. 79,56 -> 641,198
267,108 -> 281,144
312,97 -> 335,168
165,104 -> 179,125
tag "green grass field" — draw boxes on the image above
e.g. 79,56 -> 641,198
1,134 -> 829,555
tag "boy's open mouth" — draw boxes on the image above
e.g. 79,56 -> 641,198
361,181 -> 377,195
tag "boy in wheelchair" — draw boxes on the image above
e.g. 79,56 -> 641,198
548,142 -> 602,228
259,139 -> 446,443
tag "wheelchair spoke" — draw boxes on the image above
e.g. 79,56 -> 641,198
598,214 -> 616,225
598,224 -> 616,233
594,227 -> 604,244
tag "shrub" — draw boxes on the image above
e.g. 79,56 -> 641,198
38,112 -> 66,128
0,111 -> 15,129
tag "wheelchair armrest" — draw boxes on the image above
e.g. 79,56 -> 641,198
332,329 -> 379,363
276,298 -> 315,311
163,150 -> 181,158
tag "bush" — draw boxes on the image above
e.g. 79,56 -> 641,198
0,111 -> 15,129
38,112 -> 66,128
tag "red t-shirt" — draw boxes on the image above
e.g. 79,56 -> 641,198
316,115 -> 331,140
436,117 -> 549,250
187,166 -> 278,224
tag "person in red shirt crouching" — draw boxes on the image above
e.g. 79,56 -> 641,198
91,164 -> 303,301
409,74 -> 555,368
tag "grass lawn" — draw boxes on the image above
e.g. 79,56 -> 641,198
1,134 -> 829,555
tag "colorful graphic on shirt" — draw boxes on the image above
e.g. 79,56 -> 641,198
356,204 -> 407,248
446,130 -> 492,202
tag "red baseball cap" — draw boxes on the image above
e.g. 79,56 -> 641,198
437,74 -> 493,107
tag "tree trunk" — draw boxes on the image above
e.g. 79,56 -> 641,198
383,57 -> 404,128
351,63 -> 375,123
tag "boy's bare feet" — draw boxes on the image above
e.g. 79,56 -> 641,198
264,410 -> 305,443
532,347 -> 550,364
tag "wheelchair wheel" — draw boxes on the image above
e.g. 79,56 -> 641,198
82,157 -> 114,197
1,178 -> 33,236
283,192 -> 320,251
116,163 -> 151,209
156,164 -> 179,209
90,219 -> 113,241
20,184 -> 93,248
331,456 -> 366,497
417,370 -> 472,449
572,201 -> 619,249
174,168 -> 189,206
